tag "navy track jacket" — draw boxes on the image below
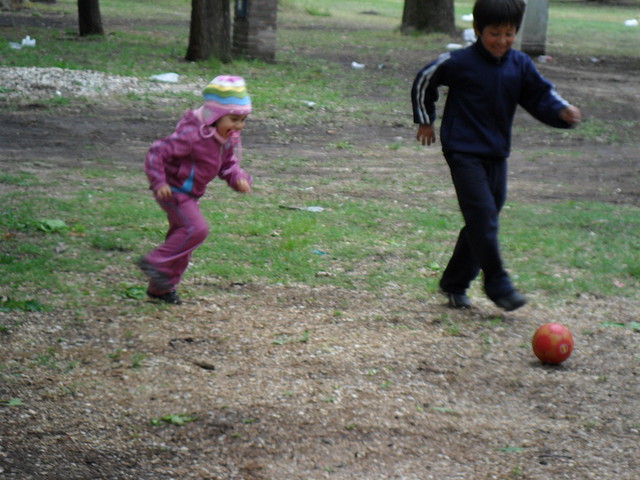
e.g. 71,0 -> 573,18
411,41 -> 573,158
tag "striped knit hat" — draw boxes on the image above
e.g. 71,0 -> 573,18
201,75 -> 252,125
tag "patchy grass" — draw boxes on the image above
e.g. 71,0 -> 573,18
1,2 -> 639,480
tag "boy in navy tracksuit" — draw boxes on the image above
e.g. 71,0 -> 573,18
411,0 -> 581,311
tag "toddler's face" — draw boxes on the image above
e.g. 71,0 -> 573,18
475,23 -> 517,58
216,114 -> 248,139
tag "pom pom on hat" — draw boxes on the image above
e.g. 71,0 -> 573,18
201,75 -> 252,125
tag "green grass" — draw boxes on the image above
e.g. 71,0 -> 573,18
1,0 -> 639,307
512,117 -> 637,145
505,201 -> 640,297
547,1 -> 640,56
1,166 -> 638,305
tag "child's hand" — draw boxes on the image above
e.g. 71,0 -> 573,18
560,105 -> 581,125
416,124 -> 436,146
236,178 -> 251,193
154,184 -> 172,200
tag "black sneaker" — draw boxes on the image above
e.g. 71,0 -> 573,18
440,289 -> 472,309
136,257 -> 170,292
493,291 -> 527,312
147,290 -> 182,305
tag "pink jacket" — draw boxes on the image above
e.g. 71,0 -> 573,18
144,109 -> 251,198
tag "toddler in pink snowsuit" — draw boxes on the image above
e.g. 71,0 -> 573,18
137,76 -> 253,304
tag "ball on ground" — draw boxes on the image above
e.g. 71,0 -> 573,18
531,323 -> 573,365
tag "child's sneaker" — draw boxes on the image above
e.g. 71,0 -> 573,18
493,291 -> 527,311
136,257 -> 170,292
147,290 -> 182,305
440,289 -> 472,309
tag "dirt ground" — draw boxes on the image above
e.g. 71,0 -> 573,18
1,8 -> 640,480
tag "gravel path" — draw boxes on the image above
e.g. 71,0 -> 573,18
1,66 -> 202,100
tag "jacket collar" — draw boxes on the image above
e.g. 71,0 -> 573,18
473,40 -> 512,65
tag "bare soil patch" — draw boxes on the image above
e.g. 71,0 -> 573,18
1,10 -> 639,480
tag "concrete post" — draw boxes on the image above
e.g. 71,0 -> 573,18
233,0 -> 278,62
516,0 -> 548,56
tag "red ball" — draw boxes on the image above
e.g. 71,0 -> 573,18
531,323 -> 574,364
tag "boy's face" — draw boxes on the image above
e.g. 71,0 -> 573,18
475,23 -> 518,58
215,114 -> 248,139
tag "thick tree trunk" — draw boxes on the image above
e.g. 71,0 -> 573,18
77,0 -> 104,36
186,0 -> 231,63
401,0 -> 455,36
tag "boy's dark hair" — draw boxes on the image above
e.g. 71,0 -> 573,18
473,0 -> 526,32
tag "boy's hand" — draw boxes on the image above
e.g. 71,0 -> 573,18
154,184 -> 172,200
416,124 -> 436,146
560,105 -> 581,125
236,178 -> 251,193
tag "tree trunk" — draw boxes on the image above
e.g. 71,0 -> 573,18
186,0 -> 231,63
77,0 -> 104,36
401,0 -> 455,36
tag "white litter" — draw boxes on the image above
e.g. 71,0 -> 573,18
150,72 -> 180,83
21,35 -> 36,47
463,28 -> 476,44
280,205 -> 325,212
624,18 -> 638,27
351,61 -> 365,69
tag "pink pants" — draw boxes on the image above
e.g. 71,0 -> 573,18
144,193 -> 209,295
